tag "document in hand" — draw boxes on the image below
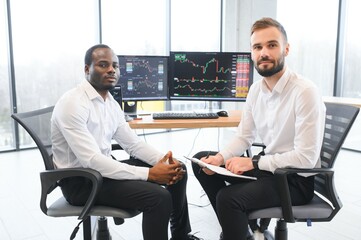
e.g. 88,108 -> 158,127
184,156 -> 257,180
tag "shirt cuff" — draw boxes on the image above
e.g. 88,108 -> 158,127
257,155 -> 272,173
135,166 -> 150,181
218,151 -> 231,165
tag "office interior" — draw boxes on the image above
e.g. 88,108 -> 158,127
0,0 -> 360,239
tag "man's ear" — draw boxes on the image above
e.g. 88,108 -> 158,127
84,65 -> 89,75
284,43 -> 290,56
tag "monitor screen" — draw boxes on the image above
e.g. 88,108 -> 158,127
117,55 -> 169,101
169,51 -> 253,101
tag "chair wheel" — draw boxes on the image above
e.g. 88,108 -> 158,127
113,217 -> 125,225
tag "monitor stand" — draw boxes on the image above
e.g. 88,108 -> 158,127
123,101 -> 137,121
123,101 -> 137,113
205,101 -> 222,113
109,87 -> 134,121
124,115 -> 134,122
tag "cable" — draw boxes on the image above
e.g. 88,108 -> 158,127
70,219 -> 84,240
188,202 -> 211,208
185,128 -> 202,160
188,190 -> 211,208
142,128 -> 147,143
217,127 -> 220,152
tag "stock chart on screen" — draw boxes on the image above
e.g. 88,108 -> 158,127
117,55 -> 168,101
169,51 -> 253,101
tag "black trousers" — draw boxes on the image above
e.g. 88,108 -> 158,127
192,151 -> 314,240
60,158 -> 191,240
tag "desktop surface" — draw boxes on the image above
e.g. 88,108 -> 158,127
128,110 -> 242,129
322,96 -> 361,108
152,112 -> 219,120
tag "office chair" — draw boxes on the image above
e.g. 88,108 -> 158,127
11,106 -> 140,240
247,102 -> 359,240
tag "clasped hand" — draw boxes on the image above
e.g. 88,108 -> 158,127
148,151 -> 185,185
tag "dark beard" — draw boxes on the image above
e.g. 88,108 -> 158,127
102,84 -> 116,91
255,57 -> 285,77
90,82 -> 115,92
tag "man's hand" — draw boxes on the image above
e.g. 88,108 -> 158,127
168,151 -> 185,185
225,157 -> 253,175
200,153 -> 224,175
148,151 -> 185,185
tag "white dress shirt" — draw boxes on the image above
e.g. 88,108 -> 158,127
51,80 -> 164,181
219,67 -> 326,174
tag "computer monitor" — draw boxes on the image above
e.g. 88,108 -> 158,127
117,55 -> 169,112
169,51 -> 253,101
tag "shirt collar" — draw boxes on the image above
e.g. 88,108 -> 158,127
81,80 -> 104,102
260,66 -> 290,94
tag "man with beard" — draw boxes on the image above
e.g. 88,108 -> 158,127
191,17 -> 325,240
51,44 -> 201,240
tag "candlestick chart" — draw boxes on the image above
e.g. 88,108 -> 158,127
169,52 -> 252,101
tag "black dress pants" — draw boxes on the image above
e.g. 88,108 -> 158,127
60,158 -> 191,240
192,151 -> 314,240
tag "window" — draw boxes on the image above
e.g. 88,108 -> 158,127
341,0 -> 361,151
101,0 -> 168,55
101,0 -> 169,113
170,0 -> 222,111
2,0 -> 359,152
10,0 -> 99,147
277,0 -> 339,96
171,0 -> 221,52
342,0 -> 361,98
0,0 -> 13,150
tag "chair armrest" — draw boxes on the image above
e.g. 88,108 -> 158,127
112,143 -> 123,151
245,143 -> 266,157
111,143 -> 124,160
40,168 -> 103,220
252,142 -> 266,149
274,167 -> 334,223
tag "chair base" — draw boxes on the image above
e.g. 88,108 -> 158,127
274,220 -> 287,240
264,230 -> 274,240
254,219 -> 287,240
96,216 -> 112,240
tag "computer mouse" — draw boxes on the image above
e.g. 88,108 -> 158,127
217,110 -> 228,117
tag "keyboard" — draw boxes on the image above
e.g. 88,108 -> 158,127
152,112 -> 219,120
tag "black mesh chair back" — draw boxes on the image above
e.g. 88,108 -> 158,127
315,103 -> 359,209
12,106 -> 54,170
248,102 -> 359,240
11,106 -> 140,240
321,102 -> 359,168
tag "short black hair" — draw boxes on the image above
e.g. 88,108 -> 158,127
84,44 -> 111,65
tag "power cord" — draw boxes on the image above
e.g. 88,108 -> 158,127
217,127 -> 220,152
142,128 -> 147,143
188,189 -> 211,208
185,128 -> 202,159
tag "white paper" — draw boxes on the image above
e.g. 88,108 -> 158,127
184,156 -> 257,180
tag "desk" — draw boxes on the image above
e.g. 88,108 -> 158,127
128,110 -> 242,129
323,96 -> 361,108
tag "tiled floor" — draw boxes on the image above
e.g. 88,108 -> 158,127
0,127 -> 360,240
